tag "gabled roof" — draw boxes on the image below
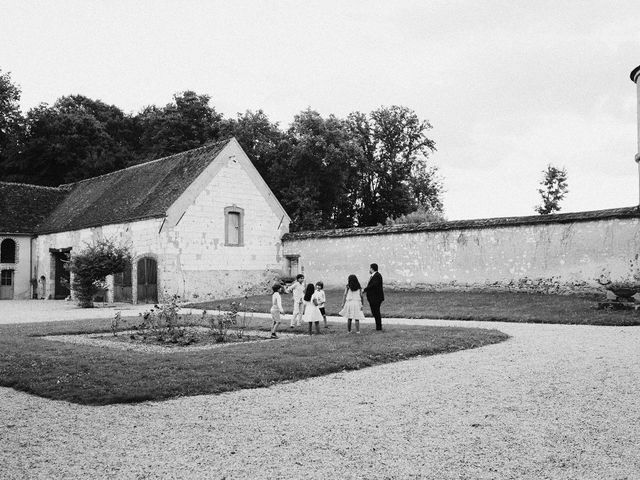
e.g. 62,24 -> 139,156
37,139 -> 232,233
0,182 -> 68,234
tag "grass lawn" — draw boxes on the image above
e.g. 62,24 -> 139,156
0,317 -> 507,406
188,289 -> 640,326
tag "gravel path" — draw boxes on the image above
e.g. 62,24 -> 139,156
0,300 -> 150,324
1,317 -> 639,479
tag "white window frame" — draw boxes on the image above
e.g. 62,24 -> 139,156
224,206 -> 244,246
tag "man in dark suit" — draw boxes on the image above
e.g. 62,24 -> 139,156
364,263 -> 384,331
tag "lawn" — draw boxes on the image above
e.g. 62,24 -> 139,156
189,289 -> 640,326
0,317 -> 508,405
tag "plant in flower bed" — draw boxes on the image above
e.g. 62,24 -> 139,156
134,296 -> 199,346
111,296 -> 257,346
208,301 -> 254,341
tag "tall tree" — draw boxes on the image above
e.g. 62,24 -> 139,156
0,70 -> 24,177
535,165 -> 568,215
10,95 -> 135,185
346,105 -> 442,226
219,109 -> 285,184
136,91 -> 222,161
279,109 -> 362,231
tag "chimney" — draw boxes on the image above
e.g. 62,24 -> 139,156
631,65 -> 640,204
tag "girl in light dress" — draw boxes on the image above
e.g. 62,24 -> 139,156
302,283 -> 323,335
339,274 -> 365,333
270,284 -> 284,338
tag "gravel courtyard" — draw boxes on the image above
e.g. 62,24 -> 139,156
1,304 -> 639,479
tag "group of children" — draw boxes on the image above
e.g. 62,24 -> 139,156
269,273 -> 365,338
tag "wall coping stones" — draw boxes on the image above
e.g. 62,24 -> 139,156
282,206 -> 640,241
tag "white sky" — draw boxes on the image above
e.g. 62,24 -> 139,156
1,0 -> 639,220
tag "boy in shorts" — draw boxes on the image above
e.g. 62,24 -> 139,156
315,281 -> 328,328
286,274 -> 305,328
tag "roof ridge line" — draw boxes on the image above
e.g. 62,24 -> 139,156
59,138 -> 233,188
0,181 -> 67,191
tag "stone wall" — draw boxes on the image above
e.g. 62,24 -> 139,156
282,207 -> 640,295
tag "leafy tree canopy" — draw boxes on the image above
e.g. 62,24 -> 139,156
8,95 -> 136,185
1,77 -> 445,230
136,91 -> 222,161
346,105 -> 442,226
0,69 -> 24,174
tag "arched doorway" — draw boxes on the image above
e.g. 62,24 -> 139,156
137,257 -> 157,303
114,260 -> 132,302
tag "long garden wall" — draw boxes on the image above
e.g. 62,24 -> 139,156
281,207 -> 640,294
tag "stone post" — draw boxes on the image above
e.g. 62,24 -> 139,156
630,65 -> 640,204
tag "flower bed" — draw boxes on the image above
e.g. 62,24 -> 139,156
43,328 -> 299,354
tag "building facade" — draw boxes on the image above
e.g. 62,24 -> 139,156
0,138 -> 290,302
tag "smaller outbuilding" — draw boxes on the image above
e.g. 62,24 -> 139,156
0,138 -> 291,303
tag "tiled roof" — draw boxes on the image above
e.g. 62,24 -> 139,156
282,206 -> 640,241
0,182 -> 68,234
37,139 -> 231,233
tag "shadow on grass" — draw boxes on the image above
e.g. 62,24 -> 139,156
0,316 -> 508,406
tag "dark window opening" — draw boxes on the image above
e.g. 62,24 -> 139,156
1,269 -> 13,285
1,239 -> 16,263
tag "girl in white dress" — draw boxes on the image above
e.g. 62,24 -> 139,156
270,284 -> 284,338
302,283 -> 323,335
339,274 -> 365,333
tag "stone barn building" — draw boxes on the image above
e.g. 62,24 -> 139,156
0,138 -> 290,302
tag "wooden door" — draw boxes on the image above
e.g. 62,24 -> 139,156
0,269 -> 14,300
137,257 -> 157,303
114,260 -> 132,302
53,252 -> 70,299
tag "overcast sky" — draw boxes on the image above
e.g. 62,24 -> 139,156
1,0 -> 639,220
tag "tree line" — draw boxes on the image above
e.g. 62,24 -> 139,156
0,69 -> 444,230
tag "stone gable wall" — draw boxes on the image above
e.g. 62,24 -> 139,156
167,152 -> 286,301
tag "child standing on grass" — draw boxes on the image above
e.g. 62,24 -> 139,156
270,284 -> 284,338
339,274 -> 365,333
315,281 -> 328,328
286,274 -> 305,328
302,283 -> 322,335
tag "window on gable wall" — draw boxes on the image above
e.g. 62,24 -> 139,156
0,239 -> 16,263
225,206 -> 244,246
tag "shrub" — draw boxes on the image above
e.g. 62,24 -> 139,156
67,239 -> 131,308
385,205 -> 445,226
